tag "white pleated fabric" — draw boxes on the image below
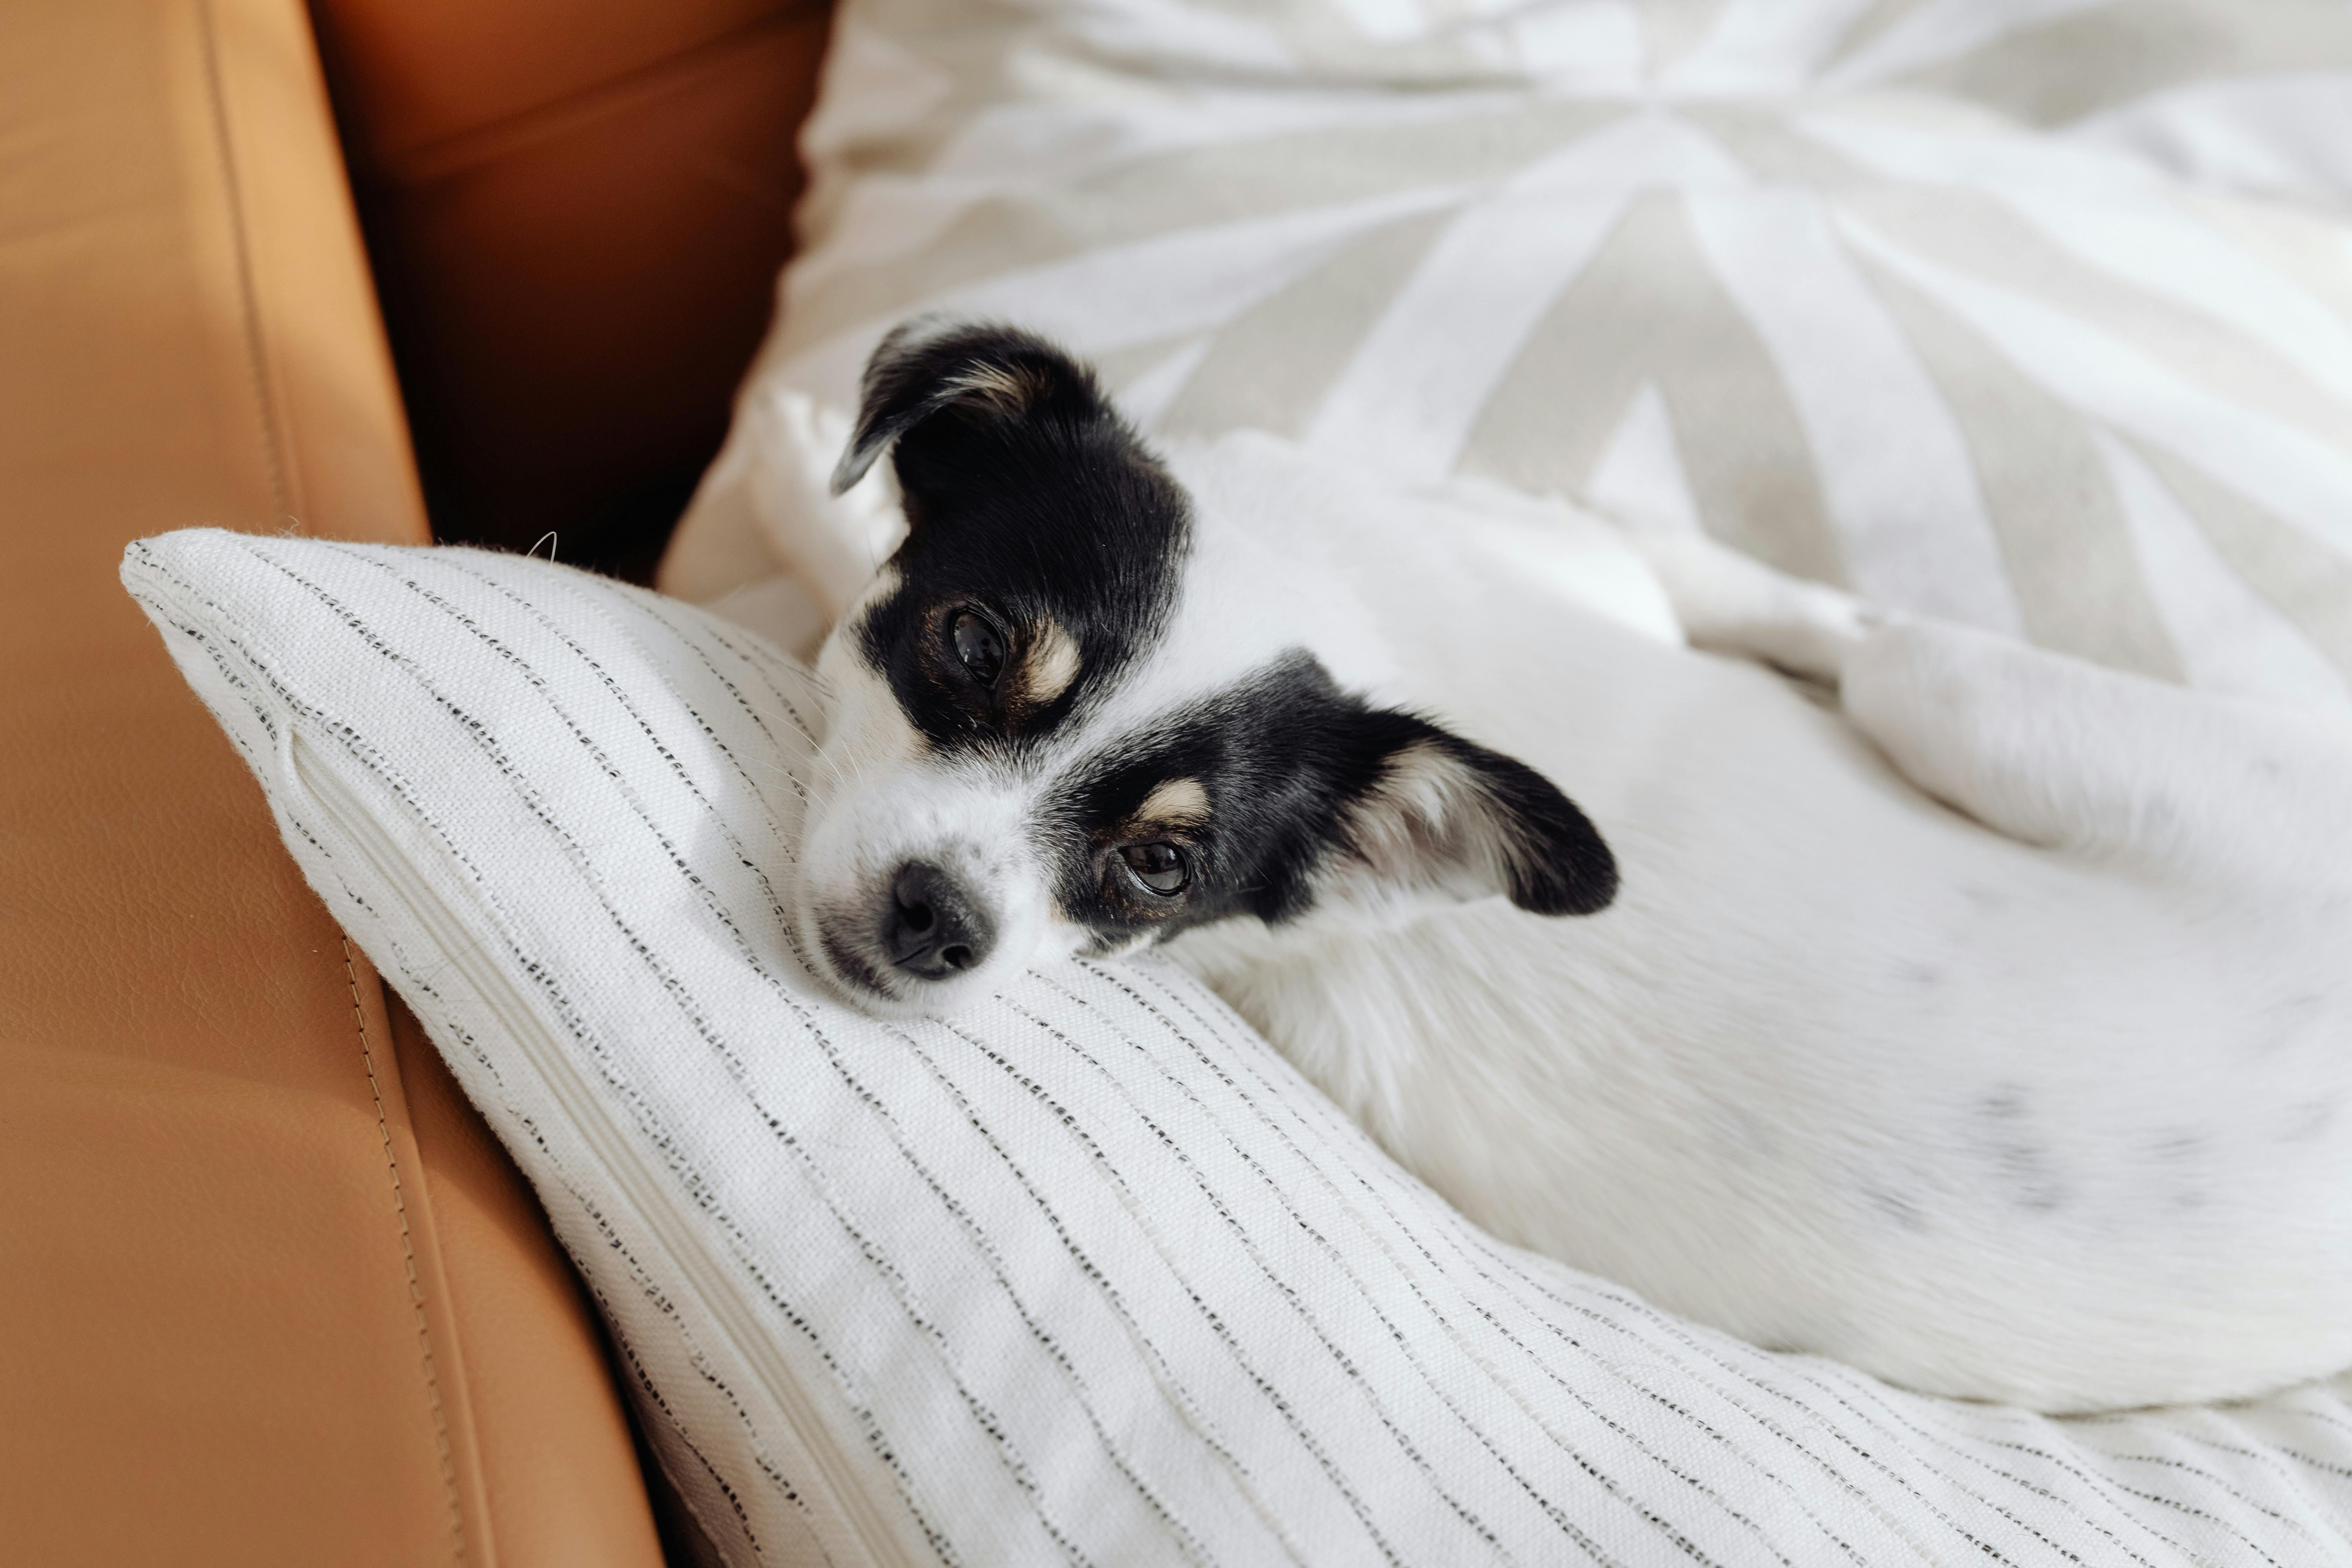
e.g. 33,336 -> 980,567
666,0 -> 2352,713
128,530 -> 2352,1567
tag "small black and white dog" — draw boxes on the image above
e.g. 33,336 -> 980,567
783,319 -> 2352,1413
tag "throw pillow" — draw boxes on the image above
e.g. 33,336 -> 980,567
130,527 -> 2352,1566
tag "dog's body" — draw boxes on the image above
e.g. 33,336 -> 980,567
1166,439 -> 2352,1413
782,323 -> 2352,1413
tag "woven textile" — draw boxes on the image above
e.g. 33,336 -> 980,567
129,530 -> 2352,1566
669,0 -> 2352,711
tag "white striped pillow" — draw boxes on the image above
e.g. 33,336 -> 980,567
128,529 -> 2352,1567
669,0 -> 2352,712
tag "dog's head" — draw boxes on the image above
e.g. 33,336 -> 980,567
793,320 -> 1616,1013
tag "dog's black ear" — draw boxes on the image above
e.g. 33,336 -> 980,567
831,317 -> 1113,496
1330,714 -> 1617,918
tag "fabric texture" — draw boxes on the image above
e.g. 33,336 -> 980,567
128,529 -> 2352,1566
664,0 -> 2352,713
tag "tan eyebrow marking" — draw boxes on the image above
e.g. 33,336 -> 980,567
1139,777 -> 1209,826
1022,618 -> 1082,706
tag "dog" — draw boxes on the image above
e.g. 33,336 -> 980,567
780,319 -> 2352,1413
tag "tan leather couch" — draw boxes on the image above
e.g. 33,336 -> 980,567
0,2 -> 829,1561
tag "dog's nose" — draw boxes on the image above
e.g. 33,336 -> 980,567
881,861 -> 996,980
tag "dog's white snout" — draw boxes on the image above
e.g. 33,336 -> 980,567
794,753 -> 1070,1013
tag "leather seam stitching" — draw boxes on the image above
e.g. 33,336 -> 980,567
344,936 -> 469,1566
194,0 -> 295,527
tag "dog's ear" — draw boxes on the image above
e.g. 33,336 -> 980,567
1326,714 -> 1617,918
831,317 -> 1113,496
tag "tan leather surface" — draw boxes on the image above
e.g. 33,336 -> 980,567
0,1 -> 660,1562
390,998 -> 676,1566
310,0 -> 834,574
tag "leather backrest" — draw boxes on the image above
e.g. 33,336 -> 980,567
0,1 -> 667,1561
309,0 -> 835,578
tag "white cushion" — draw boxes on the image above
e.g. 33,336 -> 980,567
667,0 -> 2352,712
128,529 -> 2352,1566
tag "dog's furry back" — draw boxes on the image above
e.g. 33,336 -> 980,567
1163,433 -> 2352,1413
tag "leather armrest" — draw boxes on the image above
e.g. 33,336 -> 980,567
0,3 -> 663,1563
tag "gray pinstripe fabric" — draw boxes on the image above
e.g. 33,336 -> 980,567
127,530 -> 2352,1566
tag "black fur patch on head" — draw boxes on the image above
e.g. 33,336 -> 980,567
1041,651 -> 1617,948
840,319 -> 1190,753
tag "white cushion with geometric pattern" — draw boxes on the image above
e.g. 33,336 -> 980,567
668,0 -> 2352,715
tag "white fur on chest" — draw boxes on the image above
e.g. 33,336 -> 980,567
1161,433 -> 2352,1412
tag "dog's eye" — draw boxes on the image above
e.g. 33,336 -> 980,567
1118,842 -> 1189,896
950,609 -> 1006,687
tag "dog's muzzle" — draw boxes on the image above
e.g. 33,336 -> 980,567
877,860 -> 997,981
